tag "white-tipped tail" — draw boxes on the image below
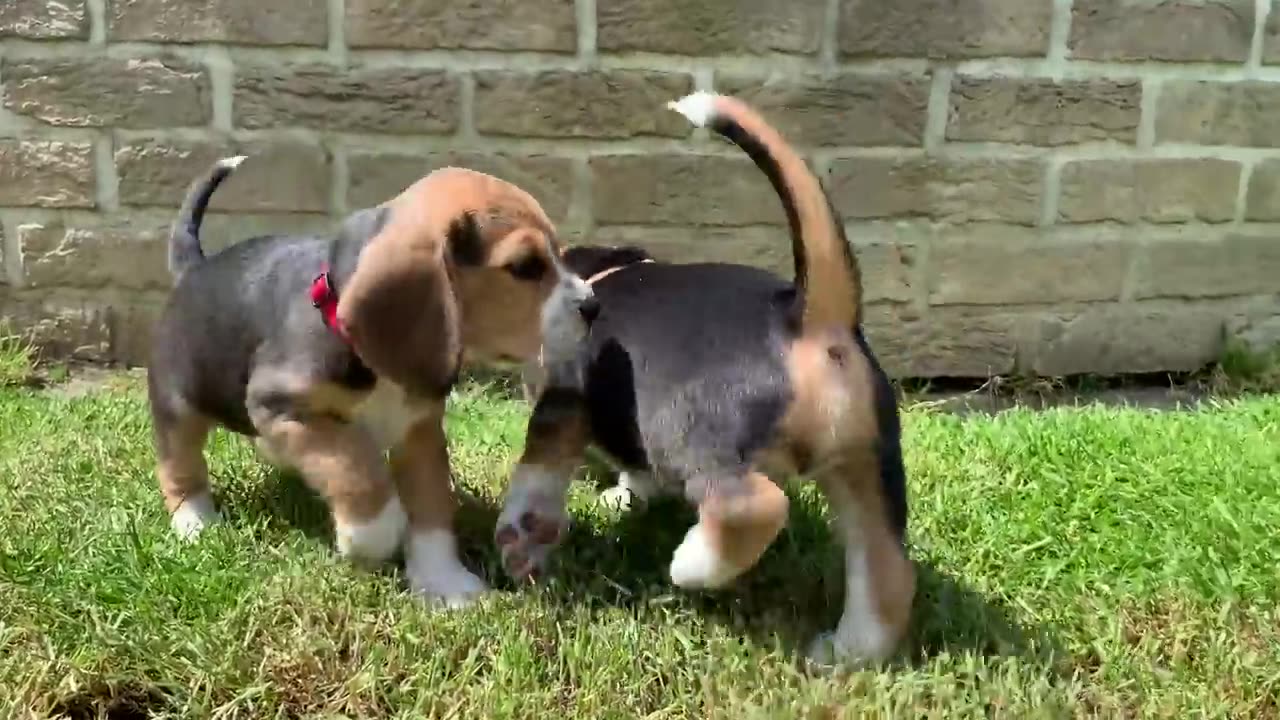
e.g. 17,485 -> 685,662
169,155 -> 249,278
667,91 -> 719,128
661,91 -> 861,330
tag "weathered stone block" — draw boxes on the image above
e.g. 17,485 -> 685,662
234,64 -> 459,134
1059,158 -> 1241,223
840,0 -> 1051,58
0,297 -> 113,362
850,241 -> 921,305
1226,296 -> 1280,352
716,74 -> 930,147
346,152 -> 574,222
473,70 -> 693,139
0,0 -> 88,39
864,305 -> 1021,378
109,0 -> 327,45
1070,0 -> 1252,62
116,140 -> 331,213
597,0 -> 823,55
18,221 -> 170,292
2,57 -> 211,129
929,229 -> 1130,305
828,156 -> 1042,225
1028,305 -> 1225,375
115,141 -> 225,209
347,0 -> 576,51
1264,1 -> 1280,63
1245,158 -> 1280,221
948,77 -> 1141,145
1133,234 -> 1280,299
590,154 -> 784,226
1156,81 -> 1280,146
0,141 -> 95,208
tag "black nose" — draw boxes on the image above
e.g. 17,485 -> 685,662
578,297 -> 600,325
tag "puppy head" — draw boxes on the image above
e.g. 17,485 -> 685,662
336,167 -> 593,397
531,244 -> 654,391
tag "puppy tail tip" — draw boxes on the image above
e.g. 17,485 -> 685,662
667,91 -> 720,128
217,155 -> 248,170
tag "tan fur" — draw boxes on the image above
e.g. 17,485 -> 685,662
339,167 -> 565,389
389,411 -> 456,531
814,445 -> 916,654
497,96 -> 912,662
255,413 -> 397,524
155,413 -> 214,513
320,168 -> 565,527
519,396 -> 592,473
157,166 -> 568,605
700,95 -> 861,331
779,333 -> 914,652
698,471 -> 790,578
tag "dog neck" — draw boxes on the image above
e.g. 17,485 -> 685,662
586,258 -> 653,285
309,266 -> 350,342
312,207 -> 391,344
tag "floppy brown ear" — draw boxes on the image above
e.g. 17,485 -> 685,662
336,225 -> 461,398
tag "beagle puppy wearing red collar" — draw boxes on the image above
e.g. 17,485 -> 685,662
147,160 -> 595,607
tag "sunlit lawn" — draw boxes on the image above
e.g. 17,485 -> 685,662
1,365 -> 1277,718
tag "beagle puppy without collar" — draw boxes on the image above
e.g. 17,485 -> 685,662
147,158 -> 594,607
496,92 -> 915,666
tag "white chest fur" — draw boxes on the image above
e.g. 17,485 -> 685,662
352,380 -> 435,450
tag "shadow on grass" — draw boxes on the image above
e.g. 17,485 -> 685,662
227,458 -> 1063,675
48,678 -> 175,720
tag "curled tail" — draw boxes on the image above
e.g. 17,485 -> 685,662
168,155 -> 246,279
667,92 -> 861,331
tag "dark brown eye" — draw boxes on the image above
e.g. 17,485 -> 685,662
505,254 -> 547,281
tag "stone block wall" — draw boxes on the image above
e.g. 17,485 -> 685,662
1,0 -> 1278,378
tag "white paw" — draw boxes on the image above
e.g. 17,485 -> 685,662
598,471 -> 656,511
668,522 -> 740,590
171,493 -> 220,540
335,495 -> 407,566
598,484 -> 636,510
405,530 -> 491,609
804,626 -> 895,671
495,464 -> 571,581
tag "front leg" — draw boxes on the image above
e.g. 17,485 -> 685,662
249,407 -> 405,567
390,410 -> 490,609
495,386 -> 591,580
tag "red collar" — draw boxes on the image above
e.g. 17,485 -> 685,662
309,264 -> 350,342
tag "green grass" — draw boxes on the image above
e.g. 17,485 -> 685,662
0,327 -> 38,388
1,368 -> 1278,719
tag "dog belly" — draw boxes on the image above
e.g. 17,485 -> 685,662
352,381 -> 434,450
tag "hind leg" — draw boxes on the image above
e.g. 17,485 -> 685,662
806,449 -> 915,667
669,471 -> 789,589
152,405 -> 218,540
